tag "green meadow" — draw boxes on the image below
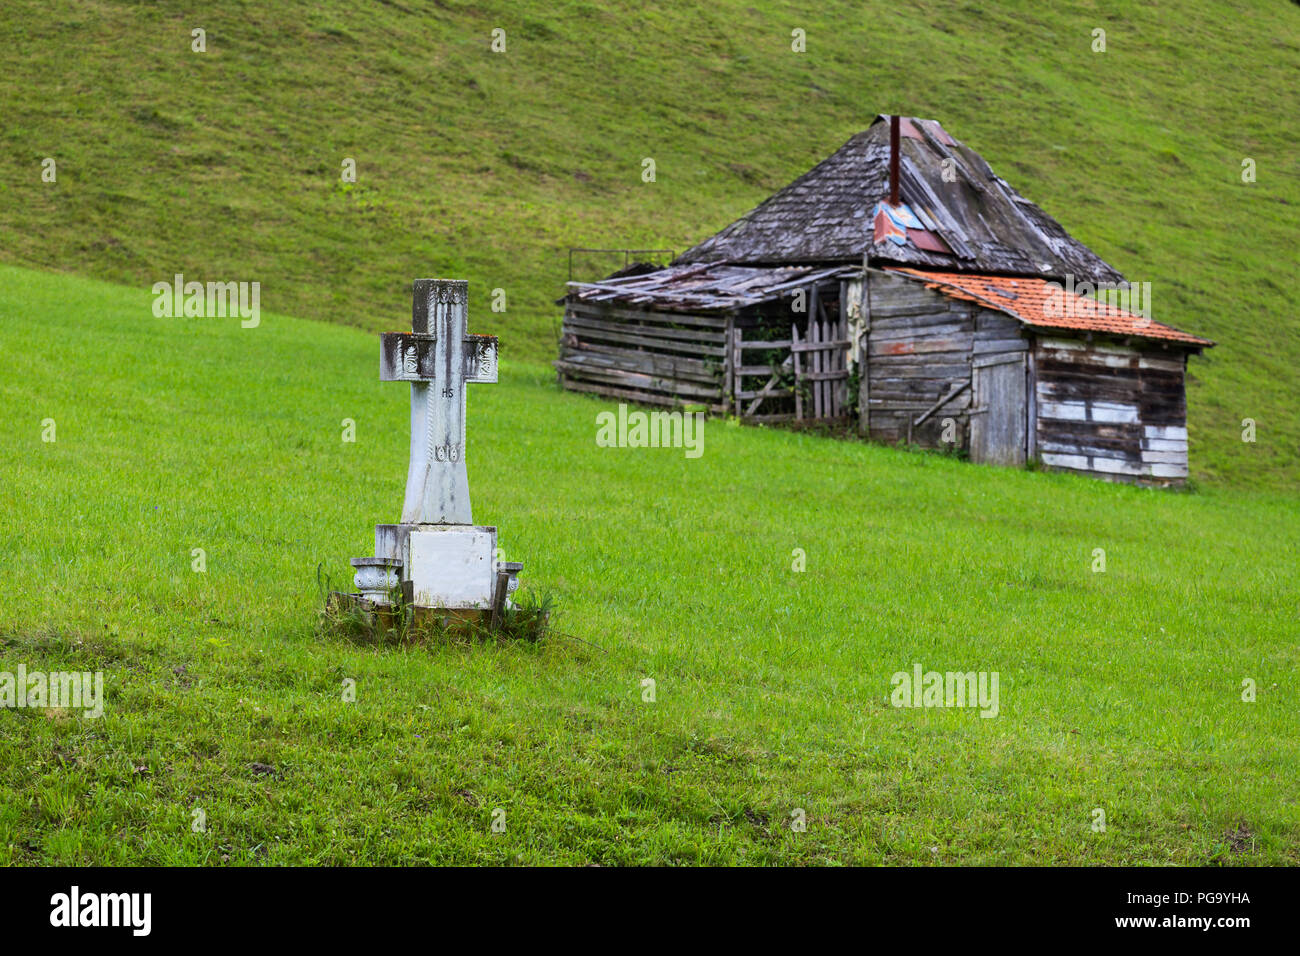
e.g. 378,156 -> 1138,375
1,266 -> 1296,865
0,0 -> 1296,866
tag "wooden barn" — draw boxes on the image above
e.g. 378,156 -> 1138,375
557,115 -> 1214,484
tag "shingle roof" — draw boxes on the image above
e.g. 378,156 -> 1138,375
887,268 -> 1214,348
676,115 -> 1125,284
566,262 -> 857,312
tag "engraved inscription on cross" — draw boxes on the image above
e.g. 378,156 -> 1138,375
379,279 -> 498,525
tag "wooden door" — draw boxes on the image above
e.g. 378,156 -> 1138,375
970,354 -> 1027,466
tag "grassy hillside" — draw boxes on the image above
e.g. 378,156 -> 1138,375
1,0 -> 1298,488
1,265 -> 1297,864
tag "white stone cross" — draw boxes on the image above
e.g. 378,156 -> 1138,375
380,279 -> 498,525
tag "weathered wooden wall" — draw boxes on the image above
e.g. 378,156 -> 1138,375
863,272 -> 973,445
861,273 -> 1192,484
862,272 -> 1027,447
556,300 -> 729,412
559,273 -> 1193,487
558,287 -> 848,422
1034,337 -> 1189,483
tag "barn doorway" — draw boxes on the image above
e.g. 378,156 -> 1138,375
970,354 -> 1027,466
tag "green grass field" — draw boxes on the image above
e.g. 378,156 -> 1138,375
2,266 -> 1296,865
1,0 -> 1296,866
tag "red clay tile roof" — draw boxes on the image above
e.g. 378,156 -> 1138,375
886,268 -> 1215,348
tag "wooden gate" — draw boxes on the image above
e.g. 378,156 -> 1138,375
730,328 -> 793,421
728,314 -> 851,422
791,314 -> 850,420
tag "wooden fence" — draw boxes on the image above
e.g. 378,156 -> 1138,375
729,314 -> 850,421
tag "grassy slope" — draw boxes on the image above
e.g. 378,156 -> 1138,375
0,0 -> 1297,489
1,265 -> 1297,864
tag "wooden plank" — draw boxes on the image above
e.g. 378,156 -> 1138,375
1040,452 -> 1091,472
872,374 -> 970,389
554,361 -> 724,401
868,282 -> 947,312
869,299 -> 955,319
556,362 -> 721,400
873,352 -> 972,370
564,312 -> 727,344
562,337 -> 724,368
732,327 -> 742,417
869,334 -> 974,356
829,315 -> 838,416
1037,351 -> 1139,371
561,377 -> 728,413
1036,381 -> 1146,404
791,338 -> 851,352
1137,355 -> 1185,372
1139,449 -> 1186,464
559,347 -> 721,386
972,338 -> 1028,354
562,339 -> 721,378
1040,438 -> 1142,458
913,381 -> 970,427
723,315 -> 734,416
858,258 -> 871,435
744,352 -> 794,415
973,353 -> 1026,369
812,319 -> 823,419
839,278 -> 849,413
792,324 -> 803,421
563,321 -> 726,358
565,300 -> 731,329
1036,361 -> 1143,383
873,392 -> 973,411
974,308 -> 1023,333
813,286 -> 829,418
870,309 -> 971,331
811,316 -> 822,420
871,319 -> 971,338
1142,437 -> 1187,452
830,312 -> 841,416
1088,455 -> 1145,477
566,290 -> 733,323
1037,420 -> 1143,441
1025,335 -> 1038,461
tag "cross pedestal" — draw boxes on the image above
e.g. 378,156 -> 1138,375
348,279 -> 521,614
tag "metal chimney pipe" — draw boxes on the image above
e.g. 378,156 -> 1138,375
889,114 -> 901,207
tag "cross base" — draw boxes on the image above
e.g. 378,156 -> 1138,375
353,523 -> 521,610
328,593 -> 503,634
